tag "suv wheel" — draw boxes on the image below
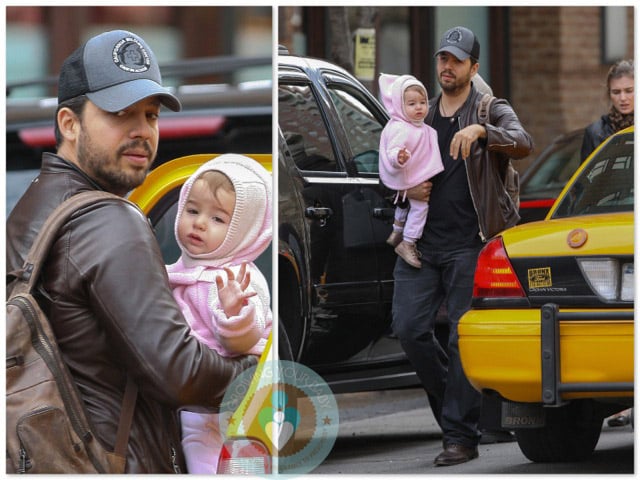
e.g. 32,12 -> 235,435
514,400 -> 603,462
278,259 -> 304,360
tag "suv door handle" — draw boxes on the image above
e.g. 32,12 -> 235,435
373,207 -> 395,219
305,206 -> 333,226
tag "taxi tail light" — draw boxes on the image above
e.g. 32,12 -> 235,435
473,237 -> 525,298
216,438 -> 272,475
577,258 -> 634,301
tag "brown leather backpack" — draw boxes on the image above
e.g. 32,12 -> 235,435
477,93 -> 521,211
6,191 -> 138,473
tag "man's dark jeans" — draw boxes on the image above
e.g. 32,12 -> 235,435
391,244 -> 483,448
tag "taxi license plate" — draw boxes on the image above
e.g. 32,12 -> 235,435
501,401 -> 545,429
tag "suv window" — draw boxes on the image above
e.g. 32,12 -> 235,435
327,86 -> 383,174
279,84 -> 337,172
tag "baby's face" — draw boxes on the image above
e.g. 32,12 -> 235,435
403,89 -> 428,122
178,179 -> 236,255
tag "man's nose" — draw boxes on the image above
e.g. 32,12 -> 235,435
129,114 -> 154,139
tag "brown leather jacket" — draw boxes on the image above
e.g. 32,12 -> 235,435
6,153 -> 256,473
427,84 -> 534,240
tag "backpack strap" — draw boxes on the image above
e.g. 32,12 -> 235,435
114,376 -> 138,458
477,93 -> 495,125
476,94 -> 521,212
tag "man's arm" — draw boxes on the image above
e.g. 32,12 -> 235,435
483,99 -> 534,159
72,202 -> 256,408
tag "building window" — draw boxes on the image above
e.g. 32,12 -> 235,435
601,6 -> 628,63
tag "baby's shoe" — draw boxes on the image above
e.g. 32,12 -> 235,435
386,230 -> 403,247
395,241 -> 422,268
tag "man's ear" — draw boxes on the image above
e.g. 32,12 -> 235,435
57,107 -> 80,143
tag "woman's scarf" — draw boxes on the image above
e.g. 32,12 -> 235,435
608,105 -> 634,132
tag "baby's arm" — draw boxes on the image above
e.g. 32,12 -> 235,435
214,264 -> 262,355
386,126 -> 412,167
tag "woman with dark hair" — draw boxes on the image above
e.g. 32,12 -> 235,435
580,59 -> 634,161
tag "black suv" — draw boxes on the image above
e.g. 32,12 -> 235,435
277,47 -> 427,393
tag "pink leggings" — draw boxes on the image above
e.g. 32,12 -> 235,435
394,198 -> 429,242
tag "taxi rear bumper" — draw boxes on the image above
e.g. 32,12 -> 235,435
458,304 -> 634,403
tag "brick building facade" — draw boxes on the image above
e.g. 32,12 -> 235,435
511,6 -> 634,166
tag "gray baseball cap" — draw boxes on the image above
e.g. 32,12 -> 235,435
434,26 -> 480,61
58,30 -> 181,112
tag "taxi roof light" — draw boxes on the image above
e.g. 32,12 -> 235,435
473,237 -> 525,298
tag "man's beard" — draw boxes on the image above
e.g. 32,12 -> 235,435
77,129 -> 154,195
438,69 -> 473,95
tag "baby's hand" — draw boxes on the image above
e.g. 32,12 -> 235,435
398,147 -> 410,165
216,263 -> 257,317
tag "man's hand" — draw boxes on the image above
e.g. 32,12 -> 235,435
450,124 -> 487,160
406,180 -> 433,202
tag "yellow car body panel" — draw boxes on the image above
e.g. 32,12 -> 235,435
497,212 -> 634,258
459,309 -> 633,403
129,153 -> 274,457
128,153 -> 272,212
225,335 -> 275,439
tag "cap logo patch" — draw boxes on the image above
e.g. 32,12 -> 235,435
445,28 -> 463,45
113,37 -> 150,73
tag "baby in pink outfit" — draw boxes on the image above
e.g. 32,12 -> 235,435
166,154 -> 272,473
378,73 -> 443,268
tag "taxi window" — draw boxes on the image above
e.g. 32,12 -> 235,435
327,86 -> 384,174
279,84 -> 337,172
153,200 -> 182,264
553,132 -> 634,218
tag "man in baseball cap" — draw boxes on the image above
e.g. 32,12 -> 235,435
392,23 -> 533,469
6,29 -> 257,472
434,26 -> 480,61
58,29 -> 181,112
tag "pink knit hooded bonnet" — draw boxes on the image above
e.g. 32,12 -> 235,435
174,154 -> 272,268
379,73 -> 428,125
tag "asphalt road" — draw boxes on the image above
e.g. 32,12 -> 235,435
313,388 -> 634,476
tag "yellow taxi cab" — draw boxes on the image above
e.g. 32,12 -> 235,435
458,126 -> 634,462
129,153 -> 274,474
